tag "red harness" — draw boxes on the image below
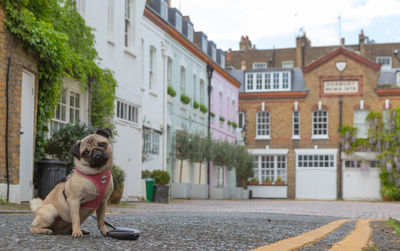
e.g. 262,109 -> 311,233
74,168 -> 112,210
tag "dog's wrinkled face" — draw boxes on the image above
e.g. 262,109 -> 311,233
70,129 -> 113,171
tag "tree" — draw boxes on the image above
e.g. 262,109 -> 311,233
175,131 -> 190,183
232,145 -> 254,189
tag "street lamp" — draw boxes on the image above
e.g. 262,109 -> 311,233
206,63 -> 213,199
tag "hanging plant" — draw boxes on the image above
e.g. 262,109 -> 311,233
180,94 -> 191,105
193,101 -> 199,109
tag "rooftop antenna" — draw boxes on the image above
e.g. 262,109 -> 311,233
338,15 -> 342,44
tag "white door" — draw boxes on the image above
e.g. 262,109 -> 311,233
295,149 -> 337,200
19,70 -> 35,202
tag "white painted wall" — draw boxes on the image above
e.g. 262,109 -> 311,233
83,0 -> 146,200
343,168 -> 381,200
248,185 -> 287,198
140,16 -> 167,173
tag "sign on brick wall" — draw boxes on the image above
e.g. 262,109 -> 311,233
323,80 -> 359,94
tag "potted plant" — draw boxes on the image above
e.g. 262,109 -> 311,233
37,124 -> 94,199
180,94 -> 191,105
232,122 -> 238,130
200,104 -> 208,114
108,165 -> 126,204
167,86 -> 176,97
219,116 -> 225,126
193,101 -> 200,109
210,112 -> 215,122
262,177 -> 272,185
275,176 -> 285,185
227,121 -> 232,129
248,176 -> 259,185
151,170 -> 170,203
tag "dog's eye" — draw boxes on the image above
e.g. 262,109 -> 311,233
98,142 -> 107,148
82,149 -> 89,157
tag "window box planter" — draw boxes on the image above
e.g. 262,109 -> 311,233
248,180 -> 259,185
167,86 -> 177,97
193,101 -> 199,110
262,181 -> 273,185
210,112 -> 215,122
232,122 -> 238,130
274,182 -> 286,186
199,104 -> 208,114
180,94 -> 191,105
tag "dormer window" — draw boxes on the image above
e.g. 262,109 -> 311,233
245,71 -> 291,92
376,56 -> 392,70
397,72 -> 400,85
187,23 -> 193,42
220,54 -> 225,68
175,13 -> 182,32
202,38 -> 207,53
212,47 -> 217,61
160,0 -> 168,19
253,62 -> 267,69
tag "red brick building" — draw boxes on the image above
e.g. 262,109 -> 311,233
229,32 -> 400,200
0,6 -> 39,203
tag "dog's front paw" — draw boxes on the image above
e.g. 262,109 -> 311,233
99,227 -> 108,237
72,229 -> 83,238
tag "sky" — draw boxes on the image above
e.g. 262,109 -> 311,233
170,0 -> 400,51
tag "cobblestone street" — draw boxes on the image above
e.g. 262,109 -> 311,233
1,200 -> 399,250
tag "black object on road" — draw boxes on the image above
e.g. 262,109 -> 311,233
90,216 -> 140,240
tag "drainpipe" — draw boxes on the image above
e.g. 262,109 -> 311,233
5,57 -> 11,202
161,42 -> 167,172
338,97 -> 343,199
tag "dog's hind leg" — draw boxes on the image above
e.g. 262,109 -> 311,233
30,204 -> 59,235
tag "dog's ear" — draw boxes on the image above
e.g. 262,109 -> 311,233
95,128 -> 112,139
70,140 -> 81,160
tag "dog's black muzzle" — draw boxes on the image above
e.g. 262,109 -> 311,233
89,149 -> 109,168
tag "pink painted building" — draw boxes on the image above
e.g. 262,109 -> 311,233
209,70 -> 240,197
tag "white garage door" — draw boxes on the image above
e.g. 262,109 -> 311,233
295,149 -> 337,200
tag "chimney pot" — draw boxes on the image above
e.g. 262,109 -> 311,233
341,37 -> 345,47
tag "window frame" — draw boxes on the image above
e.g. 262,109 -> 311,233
256,111 -> 270,139
252,155 -> 287,184
116,99 -> 139,124
312,110 -> 328,138
376,56 -> 392,70
282,61 -> 294,68
149,46 -> 156,90
180,66 -> 186,95
142,127 -> 161,155
253,62 -> 267,69
292,111 -> 300,139
245,71 -> 290,92
353,110 -> 369,138
124,0 -> 133,48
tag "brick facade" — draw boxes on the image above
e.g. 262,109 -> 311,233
0,5 -> 38,186
239,47 -> 400,199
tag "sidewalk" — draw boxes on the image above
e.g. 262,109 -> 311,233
2,200 -> 400,220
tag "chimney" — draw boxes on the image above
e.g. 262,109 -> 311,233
341,37 -> 345,47
168,0 -> 171,8
241,60 -> 246,70
359,30 -> 365,57
226,50 -> 231,61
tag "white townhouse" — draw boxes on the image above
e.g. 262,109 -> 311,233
76,0 -> 147,201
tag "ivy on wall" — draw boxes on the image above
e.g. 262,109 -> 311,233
1,0 -> 117,161
340,108 -> 400,200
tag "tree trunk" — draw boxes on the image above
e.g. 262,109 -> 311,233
179,159 -> 183,183
198,162 -> 202,184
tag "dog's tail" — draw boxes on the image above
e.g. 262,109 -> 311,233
30,198 -> 43,215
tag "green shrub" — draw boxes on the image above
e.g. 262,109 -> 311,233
150,170 -> 170,185
227,121 -> 231,126
44,123 -> 94,171
210,112 -> 215,117
200,104 -> 208,113
180,94 -> 191,104
167,86 -> 176,97
381,185 -> 400,201
193,101 -> 200,109
219,116 -> 225,122
141,170 -> 152,179
232,122 -> 238,128
112,165 -> 126,191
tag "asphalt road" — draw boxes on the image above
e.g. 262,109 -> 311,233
0,212 -> 345,250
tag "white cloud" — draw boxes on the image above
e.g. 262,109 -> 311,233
171,0 -> 400,50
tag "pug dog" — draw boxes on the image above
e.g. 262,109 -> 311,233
30,128 -> 114,237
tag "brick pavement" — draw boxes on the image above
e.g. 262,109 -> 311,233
108,199 -> 400,220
